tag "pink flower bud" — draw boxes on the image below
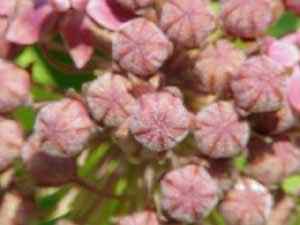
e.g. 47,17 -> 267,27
284,0 -> 300,15
0,117 -> 23,172
220,178 -> 273,225
130,91 -> 190,152
261,37 -> 300,69
221,0 -> 279,38
113,18 -> 173,77
22,134 -> 77,186
34,98 -> 95,157
116,0 -> 154,11
0,59 -> 31,113
287,66 -> 300,114
247,138 -> 300,186
193,40 -> 245,95
84,73 -> 136,127
231,56 -> 287,114
118,211 -> 159,225
6,0 -> 57,45
57,221 -> 77,225
194,101 -> 250,158
160,165 -> 219,223
159,0 -> 216,48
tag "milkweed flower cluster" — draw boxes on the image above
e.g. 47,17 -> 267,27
1,0 -> 300,225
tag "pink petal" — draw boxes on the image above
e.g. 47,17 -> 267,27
86,0 -> 135,31
60,12 -> 94,68
0,0 -> 16,16
51,0 -> 71,12
6,0 -> 56,45
71,0 -> 88,11
288,67 -> 300,113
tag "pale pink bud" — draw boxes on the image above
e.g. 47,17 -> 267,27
284,0 -> 300,15
221,0 -> 279,39
262,37 -> 300,69
247,138 -> 300,186
130,91 -> 190,152
113,18 -> 173,77
194,101 -> 250,158
231,56 -> 287,114
160,165 -> 219,223
160,0 -> 216,48
287,66 -> 300,114
116,0 -> 154,11
193,40 -> 245,95
220,178 -> 273,225
22,134 -> 77,186
0,59 -> 31,113
0,117 -> 23,172
34,98 -> 95,157
84,73 -> 136,127
118,211 -> 159,225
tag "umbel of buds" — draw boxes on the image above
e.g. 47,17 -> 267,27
160,164 -> 219,223
0,117 -> 23,171
193,40 -> 245,95
194,101 -> 250,158
118,211 -> 159,225
83,73 -> 135,128
0,59 -> 31,113
159,0 -> 216,48
34,98 -> 95,157
220,178 -> 273,225
130,91 -> 190,152
113,18 -> 173,77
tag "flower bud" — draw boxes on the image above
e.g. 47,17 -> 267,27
287,66 -> 300,114
130,91 -> 190,152
84,73 -> 135,127
0,117 -> 23,172
118,211 -> 159,225
159,0 -> 216,48
116,0 -> 154,11
221,0 -> 280,38
113,18 -> 173,77
34,98 -> 95,157
160,165 -> 219,223
194,101 -> 250,158
220,178 -> 273,225
284,0 -> 300,15
193,40 -> 245,95
57,220 -> 77,225
231,56 -> 287,114
22,134 -> 77,186
0,59 -> 31,113
246,138 -> 300,186
261,37 -> 300,69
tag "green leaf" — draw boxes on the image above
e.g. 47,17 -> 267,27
268,12 -> 300,38
12,106 -> 37,134
282,175 -> 300,195
79,143 -> 111,177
